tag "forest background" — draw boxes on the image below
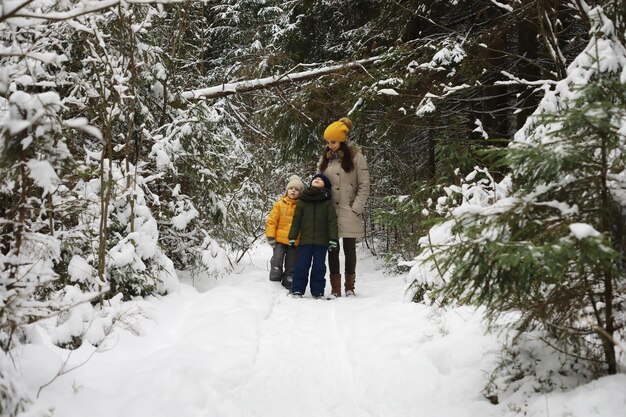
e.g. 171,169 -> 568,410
1,0 -> 625,415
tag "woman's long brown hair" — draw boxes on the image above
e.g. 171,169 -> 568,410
319,142 -> 354,173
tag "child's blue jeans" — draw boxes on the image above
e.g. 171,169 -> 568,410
291,244 -> 328,297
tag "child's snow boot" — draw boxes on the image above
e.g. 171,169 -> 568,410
281,274 -> 292,290
269,266 -> 282,282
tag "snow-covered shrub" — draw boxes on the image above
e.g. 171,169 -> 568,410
484,330 -> 594,406
146,99 -> 254,276
404,167 -> 512,303
39,290 -> 144,349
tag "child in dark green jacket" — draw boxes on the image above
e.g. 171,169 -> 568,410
288,173 -> 338,298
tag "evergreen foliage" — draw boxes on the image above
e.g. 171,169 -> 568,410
423,65 -> 626,380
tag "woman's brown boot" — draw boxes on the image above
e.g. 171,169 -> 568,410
329,273 -> 342,298
345,273 -> 356,296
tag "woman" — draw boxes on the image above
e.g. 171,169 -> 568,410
319,117 -> 370,298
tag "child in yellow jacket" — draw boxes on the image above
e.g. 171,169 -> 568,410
266,175 -> 305,289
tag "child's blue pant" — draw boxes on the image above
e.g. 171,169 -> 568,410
291,244 -> 328,297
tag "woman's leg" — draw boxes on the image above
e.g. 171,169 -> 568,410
328,239 -> 341,274
342,238 -> 357,274
342,238 -> 357,294
327,239 -> 342,296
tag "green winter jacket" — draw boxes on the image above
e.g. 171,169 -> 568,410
288,186 -> 338,245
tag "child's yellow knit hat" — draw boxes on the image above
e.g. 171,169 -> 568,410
323,117 -> 353,142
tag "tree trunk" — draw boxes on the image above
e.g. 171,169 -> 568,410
516,17 -> 540,129
598,121 -> 617,374
426,131 -> 436,180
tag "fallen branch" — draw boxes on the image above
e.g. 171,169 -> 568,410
180,56 -> 384,101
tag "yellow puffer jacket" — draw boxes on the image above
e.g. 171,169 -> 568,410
266,196 -> 300,245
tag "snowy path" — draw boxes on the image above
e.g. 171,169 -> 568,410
28,246 -> 501,417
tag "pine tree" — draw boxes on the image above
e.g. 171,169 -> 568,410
429,70 -> 626,376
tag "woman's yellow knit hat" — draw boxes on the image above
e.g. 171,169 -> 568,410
323,117 -> 353,142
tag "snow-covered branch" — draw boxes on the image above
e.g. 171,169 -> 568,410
0,0 -> 190,23
496,71 -> 557,86
488,0 -> 514,12
180,56 -> 383,101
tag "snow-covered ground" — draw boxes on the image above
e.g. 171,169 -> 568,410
18,244 -> 626,417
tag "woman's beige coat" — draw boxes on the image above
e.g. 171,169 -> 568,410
320,147 -> 370,238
